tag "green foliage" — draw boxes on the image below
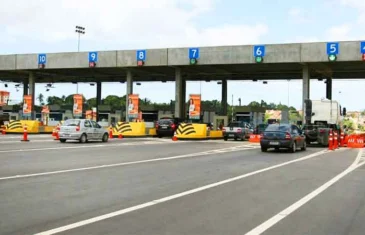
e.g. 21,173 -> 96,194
343,118 -> 354,130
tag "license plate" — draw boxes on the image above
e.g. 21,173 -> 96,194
162,126 -> 168,129
229,134 -> 234,137
63,134 -> 70,137
270,141 -> 279,145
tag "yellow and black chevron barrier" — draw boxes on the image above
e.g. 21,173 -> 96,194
176,123 -> 196,136
6,120 -> 23,130
112,122 -> 146,137
175,123 -> 208,139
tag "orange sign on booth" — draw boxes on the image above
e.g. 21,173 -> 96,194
128,94 -> 139,119
189,94 -> 201,120
0,91 -> 10,106
23,95 -> 32,116
73,94 -> 83,117
41,105 -> 50,114
85,110 -> 92,120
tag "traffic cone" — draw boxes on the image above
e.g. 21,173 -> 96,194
1,129 -> 5,135
52,128 -> 56,137
109,126 -> 113,139
334,132 -> 338,149
21,124 -> 29,142
54,124 -> 60,140
328,131 -> 333,150
340,132 -> 344,147
118,133 -> 123,139
172,132 -> 178,141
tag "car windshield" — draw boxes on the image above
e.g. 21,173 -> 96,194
63,119 -> 80,126
265,124 -> 290,132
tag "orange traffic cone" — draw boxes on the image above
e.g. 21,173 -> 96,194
118,133 -> 123,139
21,124 -> 29,142
172,132 -> 178,141
54,124 -> 60,140
340,132 -> 344,147
109,126 -> 113,139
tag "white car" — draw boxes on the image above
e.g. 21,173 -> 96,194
58,119 -> 109,143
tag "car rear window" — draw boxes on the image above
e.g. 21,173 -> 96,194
228,122 -> 242,127
63,119 -> 80,126
265,124 -> 290,132
158,119 -> 173,125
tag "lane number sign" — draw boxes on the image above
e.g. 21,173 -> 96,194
136,50 -> 146,61
38,54 -> 47,64
253,45 -> 265,57
89,52 -> 98,62
326,42 -> 339,55
189,48 -> 200,59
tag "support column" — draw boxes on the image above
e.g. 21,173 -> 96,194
326,78 -> 332,100
28,73 -> 36,120
125,70 -> 133,122
96,81 -> 102,121
221,80 -> 227,115
302,65 -> 310,124
174,68 -> 186,119
23,78 -> 29,96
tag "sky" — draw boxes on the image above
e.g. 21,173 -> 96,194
1,0 -> 365,111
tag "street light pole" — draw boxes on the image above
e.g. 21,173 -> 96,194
75,26 -> 85,94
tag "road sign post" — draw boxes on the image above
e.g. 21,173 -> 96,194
253,45 -> 265,63
89,52 -> 98,67
326,42 -> 339,62
136,50 -> 146,66
189,48 -> 199,65
38,54 -> 46,68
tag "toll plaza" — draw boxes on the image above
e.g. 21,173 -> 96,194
1,40 -> 365,136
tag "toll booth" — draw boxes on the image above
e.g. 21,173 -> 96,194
1,105 -> 19,120
98,105 -> 112,124
233,106 -> 266,127
140,105 -> 159,122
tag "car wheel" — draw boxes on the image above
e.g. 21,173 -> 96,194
301,141 -> 307,151
60,139 -> 66,143
275,147 -> 279,151
102,133 -> 109,142
79,134 -> 87,143
224,137 -> 228,141
291,142 -> 297,153
158,135 -> 162,138
261,147 -> 268,152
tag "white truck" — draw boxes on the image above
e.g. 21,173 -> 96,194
302,99 -> 346,146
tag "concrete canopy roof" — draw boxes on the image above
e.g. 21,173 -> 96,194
1,41 -> 365,83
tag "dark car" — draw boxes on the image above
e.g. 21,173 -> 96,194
260,124 -> 306,153
254,124 -> 268,134
155,118 -> 180,138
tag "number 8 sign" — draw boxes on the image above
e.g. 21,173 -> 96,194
136,50 -> 146,61
253,45 -> 265,57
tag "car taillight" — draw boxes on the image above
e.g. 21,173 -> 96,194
237,128 -> 242,132
56,126 -> 60,131
222,128 -> 226,132
76,126 -> 80,131
319,129 -> 325,133
285,132 -> 291,140
260,133 -> 264,139
171,124 -> 176,129
155,124 -> 159,129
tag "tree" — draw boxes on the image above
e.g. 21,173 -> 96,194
248,101 -> 261,107
37,93 -> 45,105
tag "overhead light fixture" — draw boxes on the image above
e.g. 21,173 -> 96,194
90,83 -> 95,86
4,84 -> 8,88
318,78 -> 323,81
46,88 -> 50,92
217,81 -> 222,84
120,81 -> 125,83
162,81 -> 166,83
263,81 -> 268,84
205,80 -> 210,82
136,82 -> 141,86
72,82 -> 77,84
253,79 -> 258,82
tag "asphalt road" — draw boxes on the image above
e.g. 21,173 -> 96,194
0,135 -> 363,235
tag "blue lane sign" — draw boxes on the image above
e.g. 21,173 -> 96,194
189,48 -> 200,59
136,50 -> 146,61
38,54 -> 46,64
360,42 -> 365,54
253,45 -> 265,57
89,52 -> 98,62
326,42 -> 339,55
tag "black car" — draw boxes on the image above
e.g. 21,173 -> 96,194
155,118 -> 180,138
260,124 -> 306,153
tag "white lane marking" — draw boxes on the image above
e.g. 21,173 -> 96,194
245,148 -> 363,235
33,149 -> 330,235
0,135 -> 51,139
0,141 -> 165,154
0,145 -> 258,181
0,139 -> 55,144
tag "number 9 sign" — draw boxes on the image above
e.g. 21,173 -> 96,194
88,52 -> 98,62
136,50 -> 146,61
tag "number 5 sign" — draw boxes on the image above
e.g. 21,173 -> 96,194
253,45 -> 265,57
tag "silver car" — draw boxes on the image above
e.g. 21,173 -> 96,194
58,119 -> 109,143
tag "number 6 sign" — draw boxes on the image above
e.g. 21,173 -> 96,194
253,45 -> 265,57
